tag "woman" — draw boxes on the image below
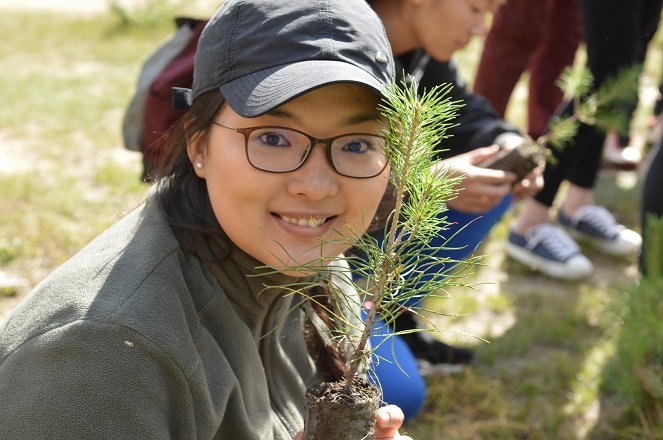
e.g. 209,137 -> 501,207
0,1 -> 411,438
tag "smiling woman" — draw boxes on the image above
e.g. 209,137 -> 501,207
0,0 -> 413,439
188,85 -> 388,275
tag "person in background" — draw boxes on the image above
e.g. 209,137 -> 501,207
473,0 -> 582,141
505,0 -> 655,280
362,0 -> 544,417
0,1 -> 412,438
599,1 -> 662,170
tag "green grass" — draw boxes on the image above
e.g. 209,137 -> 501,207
0,10 -> 167,287
1,5 -> 662,439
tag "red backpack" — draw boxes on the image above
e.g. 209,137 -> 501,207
122,17 -> 207,178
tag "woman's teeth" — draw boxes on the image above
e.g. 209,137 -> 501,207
281,216 -> 327,227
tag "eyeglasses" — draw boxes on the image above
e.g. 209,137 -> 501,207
213,122 -> 388,179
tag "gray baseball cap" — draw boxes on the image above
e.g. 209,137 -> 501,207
190,0 -> 395,117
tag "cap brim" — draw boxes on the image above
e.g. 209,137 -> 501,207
219,60 -> 386,117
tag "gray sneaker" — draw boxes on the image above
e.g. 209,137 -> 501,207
506,224 -> 593,280
558,205 -> 642,257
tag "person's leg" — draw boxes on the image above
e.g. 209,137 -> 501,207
526,0 -> 582,139
385,197 -> 513,366
603,0 -> 663,168
353,196 -> 513,371
510,198 -> 551,234
558,0 -> 639,186
557,0 -> 645,256
473,0 -> 545,116
437,195 -> 513,262
509,0 -> 642,276
368,318 -> 427,422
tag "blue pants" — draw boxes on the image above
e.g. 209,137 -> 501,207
367,195 -> 512,420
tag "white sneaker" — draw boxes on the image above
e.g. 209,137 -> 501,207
558,205 -> 642,257
506,224 -> 593,280
602,132 -> 641,169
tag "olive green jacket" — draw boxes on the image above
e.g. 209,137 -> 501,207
0,198 -> 335,439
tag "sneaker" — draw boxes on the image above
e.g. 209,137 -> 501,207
505,224 -> 593,280
557,205 -> 642,257
602,132 -> 641,169
393,313 -> 473,375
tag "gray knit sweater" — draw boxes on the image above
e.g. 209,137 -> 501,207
0,198 -> 324,439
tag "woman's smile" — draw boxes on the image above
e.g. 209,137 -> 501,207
277,214 -> 333,228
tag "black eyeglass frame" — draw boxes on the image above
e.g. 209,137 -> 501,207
212,122 -> 388,179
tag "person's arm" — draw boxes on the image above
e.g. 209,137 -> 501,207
399,53 -> 543,210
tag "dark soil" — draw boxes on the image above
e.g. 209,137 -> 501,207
481,141 -> 545,181
304,376 -> 381,440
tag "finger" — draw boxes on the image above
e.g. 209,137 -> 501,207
464,182 -> 512,200
469,167 -> 518,185
468,144 -> 500,164
374,405 -> 404,439
448,188 -> 508,213
294,431 -> 303,440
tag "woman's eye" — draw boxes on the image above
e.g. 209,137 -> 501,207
256,132 -> 290,147
343,139 -> 370,153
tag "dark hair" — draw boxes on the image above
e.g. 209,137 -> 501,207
153,91 -> 230,261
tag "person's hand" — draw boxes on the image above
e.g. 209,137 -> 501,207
375,405 -> 413,439
293,405 -> 413,440
438,145 -> 517,214
511,159 -> 544,199
497,135 -> 545,199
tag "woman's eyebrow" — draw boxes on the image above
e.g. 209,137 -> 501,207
267,109 -> 380,126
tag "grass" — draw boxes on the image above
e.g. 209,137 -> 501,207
0,5 -> 661,439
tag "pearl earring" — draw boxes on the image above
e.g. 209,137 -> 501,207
195,162 -> 203,169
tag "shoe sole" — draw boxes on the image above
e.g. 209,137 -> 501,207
505,242 -> 592,280
562,226 -> 640,257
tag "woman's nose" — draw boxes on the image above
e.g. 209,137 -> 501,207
287,143 -> 339,200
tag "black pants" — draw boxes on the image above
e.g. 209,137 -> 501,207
535,0 -> 663,207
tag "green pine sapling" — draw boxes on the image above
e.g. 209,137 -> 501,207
274,78 -> 482,439
340,79 -> 478,387
481,65 -> 640,178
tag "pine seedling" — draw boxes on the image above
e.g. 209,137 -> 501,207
260,78 -> 480,439
339,79 -> 475,387
482,65 -> 640,175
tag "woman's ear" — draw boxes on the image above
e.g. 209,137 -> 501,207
187,133 -> 207,179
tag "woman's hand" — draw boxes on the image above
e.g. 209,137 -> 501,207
294,405 -> 413,440
375,405 -> 413,439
